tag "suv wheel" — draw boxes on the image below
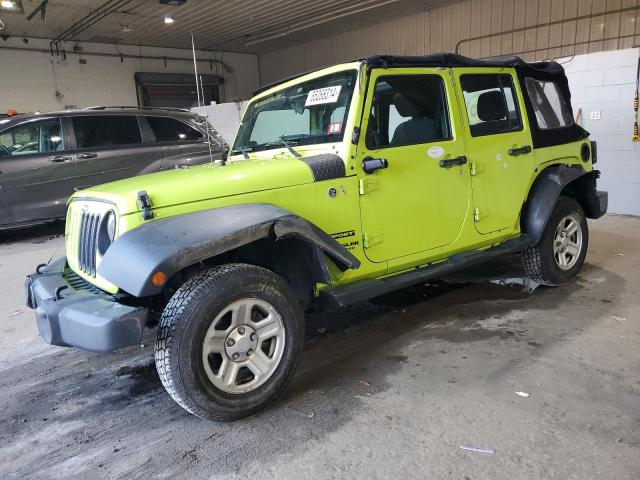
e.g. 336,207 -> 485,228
155,264 -> 304,421
522,196 -> 589,286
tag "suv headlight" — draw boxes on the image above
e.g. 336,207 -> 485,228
98,210 -> 117,255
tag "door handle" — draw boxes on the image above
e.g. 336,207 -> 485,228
508,145 -> 532,156
76,152 -> 98,159
362,156 -> 388,174
439,156 -> 467,168
48,155 -> 73,163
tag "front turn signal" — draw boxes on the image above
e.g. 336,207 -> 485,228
151,271 -> 167,287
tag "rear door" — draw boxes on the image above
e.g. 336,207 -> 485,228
452,69 -> 534,234
69,114 -> 163,190
143,116 -> 218,169
0,117 -> 76,226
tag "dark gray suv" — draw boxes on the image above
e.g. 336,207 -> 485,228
0,107 -> 227,230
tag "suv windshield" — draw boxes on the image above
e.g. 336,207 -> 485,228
232,70 -> 357,154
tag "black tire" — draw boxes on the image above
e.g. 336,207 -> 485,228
522,196 -> 589,286
155,263 -> 304,421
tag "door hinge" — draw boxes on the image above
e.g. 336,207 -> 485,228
358,178 -> 378,195
363,232 -> 383,248
470,162 -> 477,176
473,207 -> 488,222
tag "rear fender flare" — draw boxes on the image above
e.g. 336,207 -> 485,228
521,164 -> 587,244
97,203 -> 360,297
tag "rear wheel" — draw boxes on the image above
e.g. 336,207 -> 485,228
155,264 -> 304,421
522,196 -> 589,286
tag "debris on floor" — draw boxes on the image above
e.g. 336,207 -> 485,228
8,309 -> 24,317
459,445 -> 495,454
612,316 -> 627,322
515,391 -> 531,398
359,379 -> 371,386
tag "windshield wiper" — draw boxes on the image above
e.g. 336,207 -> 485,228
277,136 -> 301,158
231,146 -> 253,159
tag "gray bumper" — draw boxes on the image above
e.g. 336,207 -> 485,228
25,257 -> 147,352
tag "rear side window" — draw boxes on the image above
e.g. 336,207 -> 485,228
72,116 -> 141,148
147,116 -> 203,141
525,78 -> 574,129
460,74 -> 522,137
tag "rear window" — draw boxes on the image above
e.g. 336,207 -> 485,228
525,78 -> 574,129
72,116 -> 142,148
147,116 -> 203,141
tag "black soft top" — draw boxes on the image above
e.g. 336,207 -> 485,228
363,53 -> 565,77
255,53 -> 587,149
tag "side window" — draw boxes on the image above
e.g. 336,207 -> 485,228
147,116 -> 204,141
460,74 -> 522,137
72,116 -> 142,149
366,75 -> 451,148
0,118 -> 64,157
524,78 -> 574,129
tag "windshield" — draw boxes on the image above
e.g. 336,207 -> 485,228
232,70 -> 357,154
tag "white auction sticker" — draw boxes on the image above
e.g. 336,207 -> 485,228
305,86 -> 342,106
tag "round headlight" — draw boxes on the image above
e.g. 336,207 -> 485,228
98,210 -> 117,255
106,210 -> 116,242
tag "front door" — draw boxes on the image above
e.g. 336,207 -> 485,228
0,117 -> 76,226
453,69 -> 534,234
357,68 -> 471,264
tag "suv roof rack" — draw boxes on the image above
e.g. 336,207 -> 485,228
82,106 -> 192,113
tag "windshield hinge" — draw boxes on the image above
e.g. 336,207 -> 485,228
363,232 -> 383,248
358,178 -> 378,195
351,126 -> 361,144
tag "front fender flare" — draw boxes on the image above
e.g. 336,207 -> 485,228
521,164 -> 587,244
97,203 -> 360,297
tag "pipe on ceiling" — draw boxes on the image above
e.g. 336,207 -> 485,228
0,45 -> 234,73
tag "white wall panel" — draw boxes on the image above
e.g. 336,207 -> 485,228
0,38 -> 259,113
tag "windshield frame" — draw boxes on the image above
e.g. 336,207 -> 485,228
231,68 -> 359,156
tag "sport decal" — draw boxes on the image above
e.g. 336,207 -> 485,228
330,230 -> 359,251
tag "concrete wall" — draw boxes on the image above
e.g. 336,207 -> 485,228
259,0 -> 640,84
565,48 -> 640,216
0,38 -> 260,113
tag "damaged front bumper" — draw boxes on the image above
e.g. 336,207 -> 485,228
25,257 -> 147,352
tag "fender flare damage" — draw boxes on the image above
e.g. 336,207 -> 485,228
521,164 -> 605,244
97,203 -> 360,297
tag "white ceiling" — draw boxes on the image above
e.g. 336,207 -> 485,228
0,0 -> 454,53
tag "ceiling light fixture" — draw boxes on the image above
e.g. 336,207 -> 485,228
163,15 -> 174,24
0,0 -> 23,13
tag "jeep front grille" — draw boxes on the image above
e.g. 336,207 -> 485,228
78,211 -> 101,277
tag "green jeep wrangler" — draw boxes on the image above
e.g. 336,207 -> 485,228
26,53 -> 607,421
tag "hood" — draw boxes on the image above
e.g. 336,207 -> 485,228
72,156 -> 315,215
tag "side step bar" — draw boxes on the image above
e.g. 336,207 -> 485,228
319,235 -> 534,308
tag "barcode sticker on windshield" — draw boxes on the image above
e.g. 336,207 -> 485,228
305,86 -> 342,106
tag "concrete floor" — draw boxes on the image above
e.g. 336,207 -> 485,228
0,215 -> 638,480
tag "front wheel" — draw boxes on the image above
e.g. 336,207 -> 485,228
155,264 -> 304,421
522,196 -> 589,286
